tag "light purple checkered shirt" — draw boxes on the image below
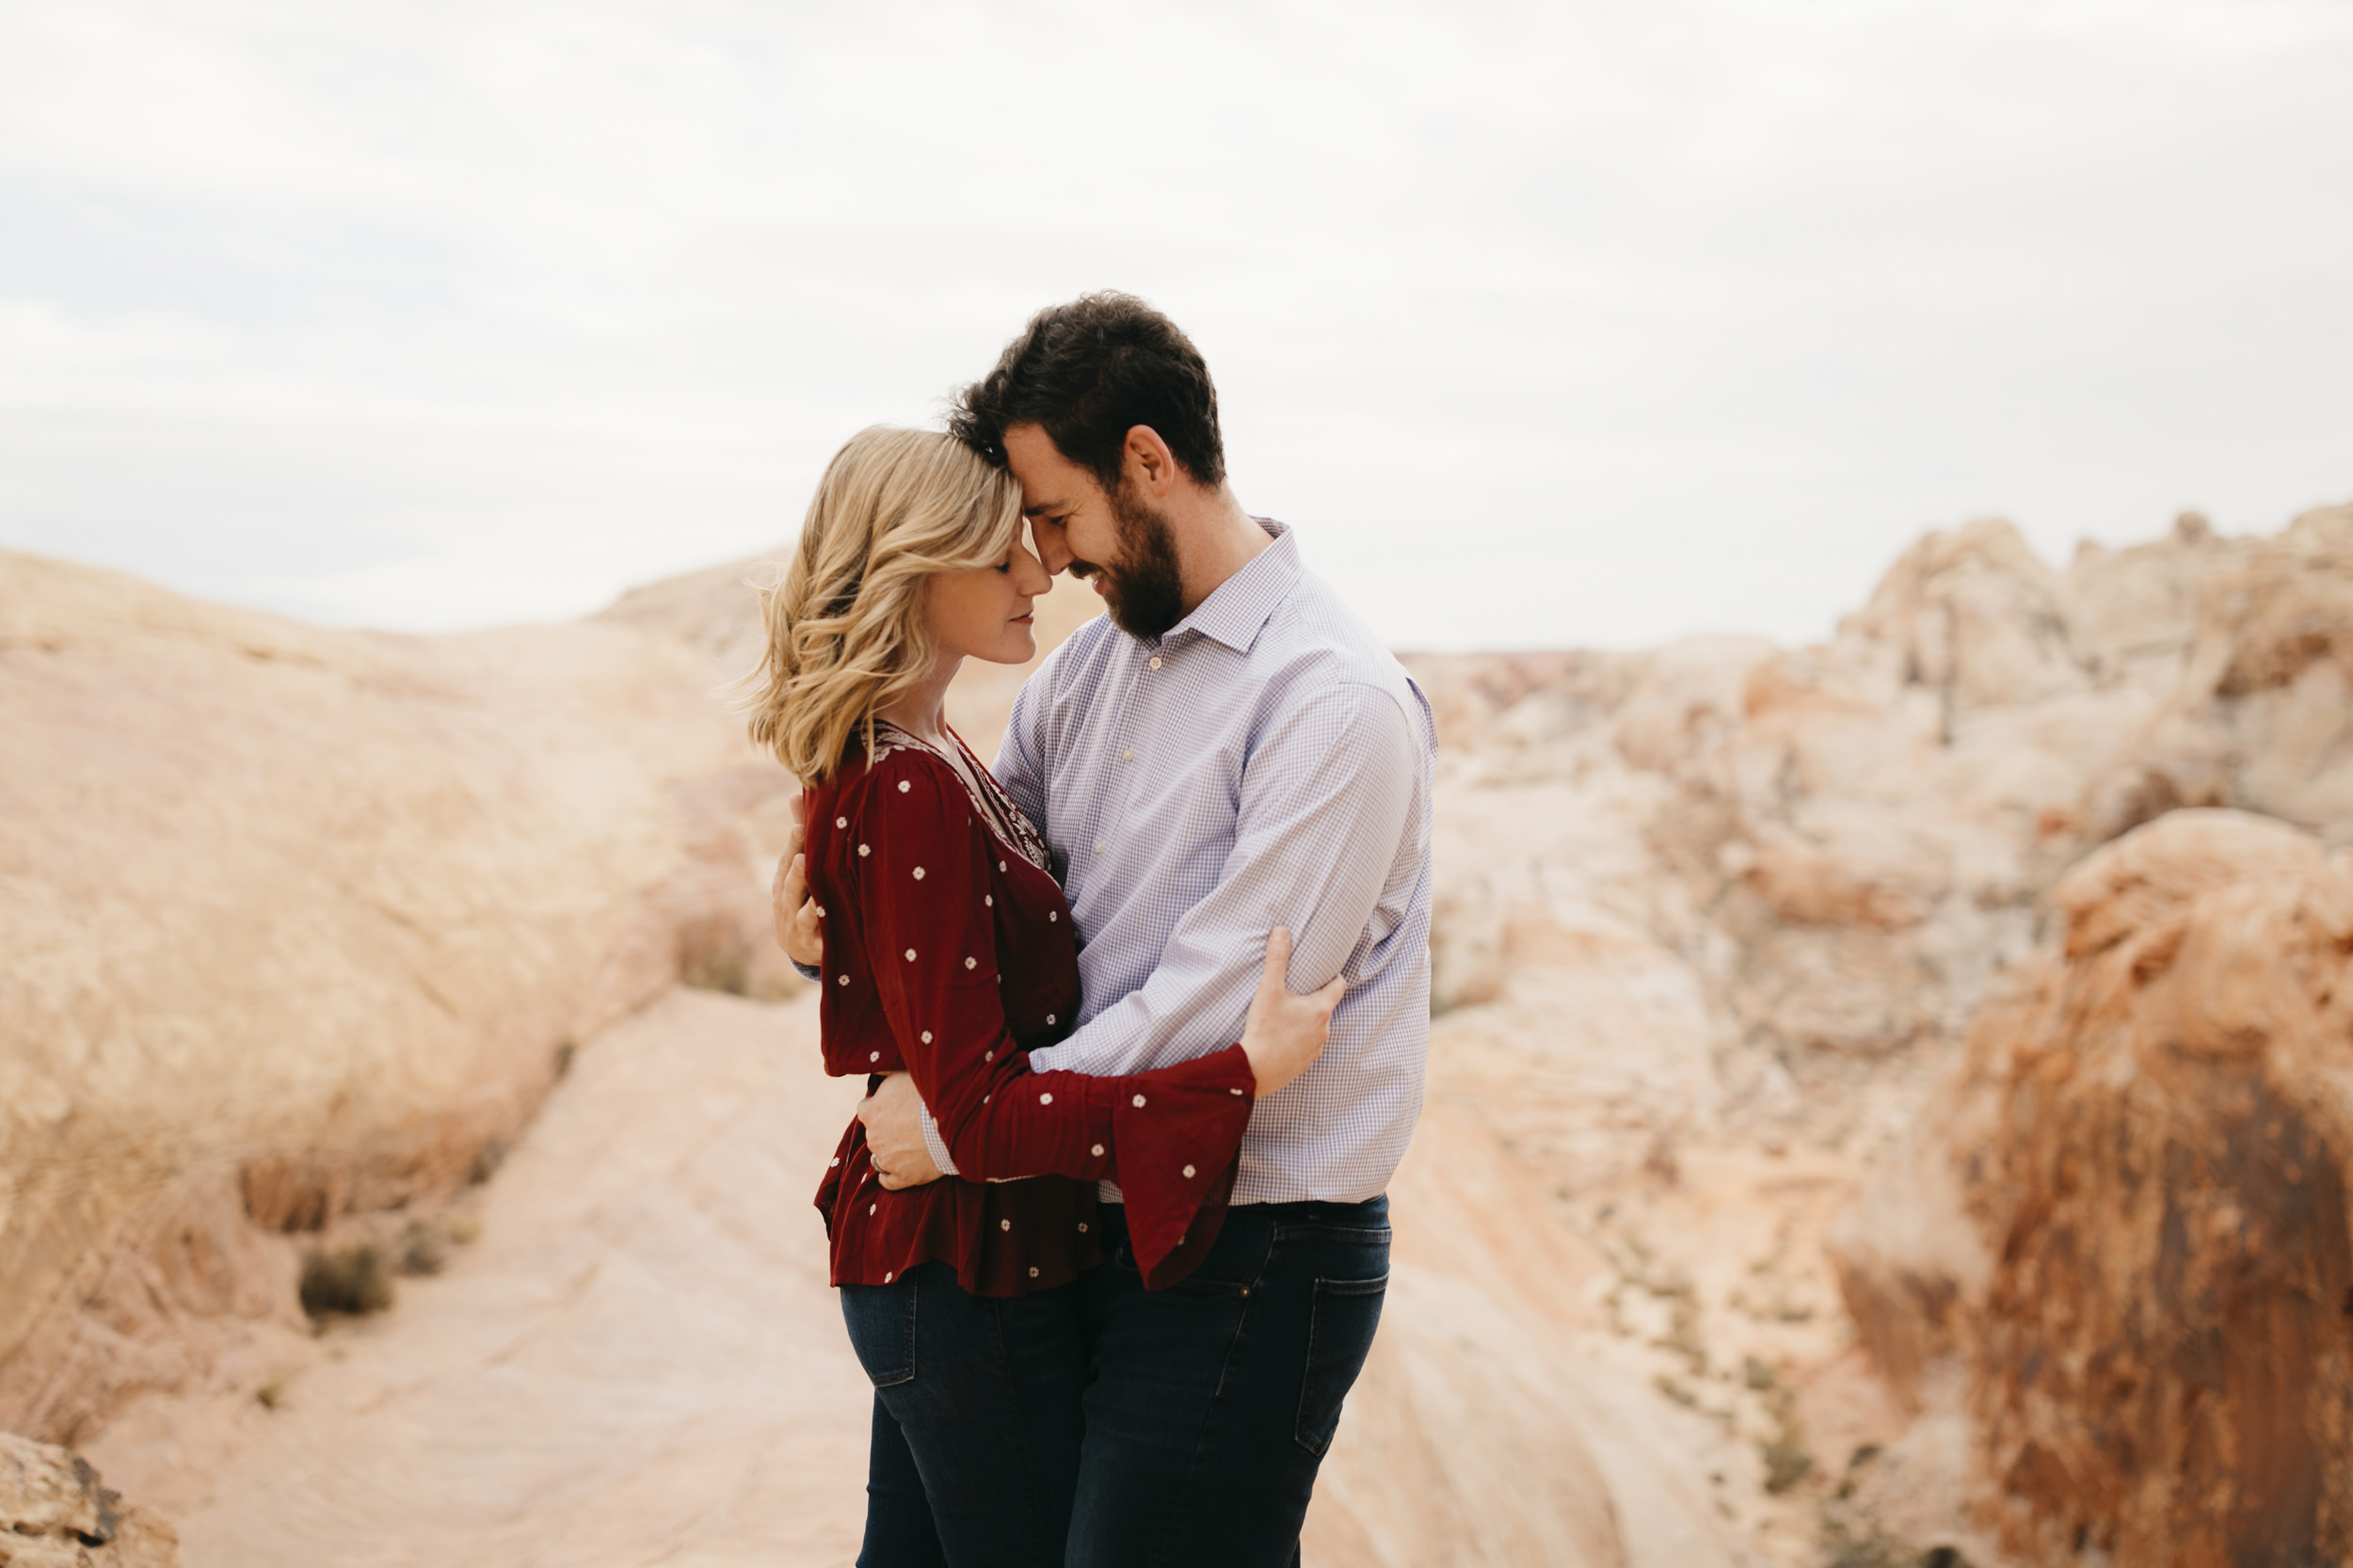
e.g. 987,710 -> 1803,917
921,520 -> 1434,1205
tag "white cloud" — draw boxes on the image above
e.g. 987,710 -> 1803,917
2,0 -> 2348,647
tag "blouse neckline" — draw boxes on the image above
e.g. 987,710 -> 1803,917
872,720 -> 1051,873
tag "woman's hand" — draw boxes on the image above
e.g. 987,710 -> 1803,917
1241,927 -> 1345,1098
771,796 -> 825,969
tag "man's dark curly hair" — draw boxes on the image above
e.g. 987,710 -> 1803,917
948,293 -> 1225,491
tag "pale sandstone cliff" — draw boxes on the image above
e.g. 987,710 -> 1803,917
0,549 -> 806,1445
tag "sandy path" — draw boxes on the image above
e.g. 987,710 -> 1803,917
131,987 -> 875,1568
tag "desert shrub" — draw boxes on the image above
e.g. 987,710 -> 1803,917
677,915 -> 750,995
299,1243 -> 393,1318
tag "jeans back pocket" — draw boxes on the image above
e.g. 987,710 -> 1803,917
1295,1272 -> 1388,1456
840,1279 -> 919,1388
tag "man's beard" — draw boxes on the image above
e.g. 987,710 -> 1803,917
1085,483 -> 1187,639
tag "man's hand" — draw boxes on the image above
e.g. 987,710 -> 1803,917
771,795 -> 824,968
858,1073 -> 944,1191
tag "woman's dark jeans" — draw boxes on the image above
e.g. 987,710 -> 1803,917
840,1261 -> 1087,1568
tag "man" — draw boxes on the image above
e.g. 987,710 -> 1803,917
783,293 -> 1433,1564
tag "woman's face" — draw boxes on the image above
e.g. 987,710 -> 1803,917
924,533 -> 1054,665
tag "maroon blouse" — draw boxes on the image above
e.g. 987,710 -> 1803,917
808,724 -> 1255,1296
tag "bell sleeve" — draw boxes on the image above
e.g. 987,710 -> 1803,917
857,755 -> 1255,1287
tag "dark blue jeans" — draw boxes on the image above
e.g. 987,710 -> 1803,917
840,1261 -> 1088,1568
1068,1194 -> 1391,1568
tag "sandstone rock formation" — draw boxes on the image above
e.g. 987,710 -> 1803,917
1832,809 -> 2353,1566
1402,501 -> 2353,1560
9,496 -> 2350,1567
0,548 -> 805,1446
0,1431 -> 177,1567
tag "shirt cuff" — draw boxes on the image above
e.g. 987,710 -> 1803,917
792,959 -> 820,983
919,1101 -> 961,1177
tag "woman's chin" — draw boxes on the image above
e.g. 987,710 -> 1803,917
982,630 -> 1037,665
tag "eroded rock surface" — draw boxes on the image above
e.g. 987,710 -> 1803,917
0,550 -> 804,1444
0,1431 -> 177,1567
1833,810 -> 2353,1566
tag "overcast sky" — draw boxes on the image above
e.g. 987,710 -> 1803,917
3,0 -> 2347,649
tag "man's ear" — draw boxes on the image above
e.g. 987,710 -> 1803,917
1123,424 -> 1179,501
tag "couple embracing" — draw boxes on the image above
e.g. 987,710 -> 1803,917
746,294 -> 1435,1567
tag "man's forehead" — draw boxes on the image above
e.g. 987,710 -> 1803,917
1005,423 -> 1089,516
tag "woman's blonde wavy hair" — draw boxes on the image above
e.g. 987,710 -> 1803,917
745,425 -> 1024,783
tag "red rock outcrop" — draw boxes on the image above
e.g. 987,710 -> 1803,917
1833,809 -> 2353,1564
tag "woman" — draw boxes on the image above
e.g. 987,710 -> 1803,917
744,426 -> 1338,1568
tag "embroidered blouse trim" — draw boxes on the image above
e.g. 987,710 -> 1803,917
872,721 -> 1051,872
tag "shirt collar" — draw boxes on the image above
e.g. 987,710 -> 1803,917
1162,519 -> 1301,654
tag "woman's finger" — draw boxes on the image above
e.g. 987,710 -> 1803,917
1258,926 -> 1294,997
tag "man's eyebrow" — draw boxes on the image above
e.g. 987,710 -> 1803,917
1021,498 -> 1070,518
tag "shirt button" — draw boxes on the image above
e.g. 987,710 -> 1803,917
1000,1218 -> 1012,1231
836,817 -> 847,828
1094,840 -> 1106,854
1091,1144 -> 1104,1157
1121,748 -> 1134,761
1183,1164 -> 1196,1178
1148,656 -> 1162,670
1039,1092 -> 1053,1105
838,975 -> 850,986
1029,1266 -> 1040,1278
1132,1095 -> 1146,1109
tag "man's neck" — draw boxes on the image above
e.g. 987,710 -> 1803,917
1174,485 -> 1273,616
